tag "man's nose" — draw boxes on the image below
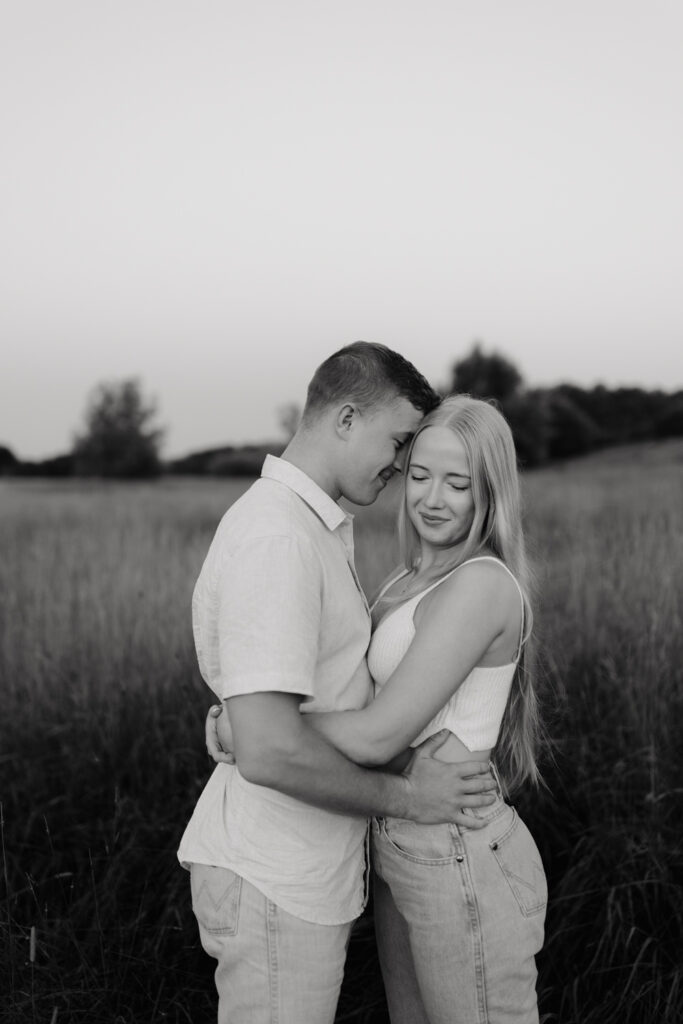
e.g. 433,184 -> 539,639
391,450 -> 407,472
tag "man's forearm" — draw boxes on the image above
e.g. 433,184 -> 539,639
237,717 -> 413,818
229,692 -> 496,826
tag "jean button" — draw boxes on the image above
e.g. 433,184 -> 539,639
456,855 -> 464,863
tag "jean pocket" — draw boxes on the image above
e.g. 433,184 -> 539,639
190,864 -> 242,935
489,809 -> 547,917
381,819 -> 456,864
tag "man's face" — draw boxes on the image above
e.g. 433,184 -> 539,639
342,397 -> 424,505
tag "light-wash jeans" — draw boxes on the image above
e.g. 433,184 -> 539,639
372,795 -> 547,1024
190,863 -> 353,1024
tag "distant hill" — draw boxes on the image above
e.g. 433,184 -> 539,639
167,442 -> 285,476
0,445 -> 75,478
0,441 -> 287,478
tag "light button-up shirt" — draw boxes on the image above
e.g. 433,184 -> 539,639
178,455 -> 373,924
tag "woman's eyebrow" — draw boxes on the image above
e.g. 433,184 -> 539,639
409,461 -> 471,479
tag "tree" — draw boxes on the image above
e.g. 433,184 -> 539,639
654,392 -> 683,438
545,391 -> 603,459
73,379 -> 164,478
0,445 -> 18,476
501,391 -> 551,467
450,343 -> 523,402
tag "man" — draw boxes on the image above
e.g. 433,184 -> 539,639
178,341 -> 496,1023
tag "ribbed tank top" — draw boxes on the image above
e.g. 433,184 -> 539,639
368,556 -> 525,752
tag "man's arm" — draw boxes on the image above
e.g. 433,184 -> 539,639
228,691 -> 496,826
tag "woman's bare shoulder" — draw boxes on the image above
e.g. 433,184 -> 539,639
418,554 -> 517,622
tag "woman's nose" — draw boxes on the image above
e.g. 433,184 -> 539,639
424,482 -> 444,507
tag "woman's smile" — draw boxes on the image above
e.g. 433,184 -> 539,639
418,511 -> 450,525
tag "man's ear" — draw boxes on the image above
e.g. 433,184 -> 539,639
334,403 -> 359,438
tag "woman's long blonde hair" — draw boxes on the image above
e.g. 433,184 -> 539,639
394,395 -> 542,793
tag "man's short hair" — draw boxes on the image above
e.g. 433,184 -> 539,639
302,341 -> 440,423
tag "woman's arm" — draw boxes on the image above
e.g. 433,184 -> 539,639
206,700 -> 416,773
304,562 -> 512,765
378,748 -> 415,773
206,700 -> 417,772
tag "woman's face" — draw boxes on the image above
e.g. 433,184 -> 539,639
405,426 -> 477,553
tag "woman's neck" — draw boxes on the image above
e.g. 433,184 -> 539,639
416,540 -> 470,574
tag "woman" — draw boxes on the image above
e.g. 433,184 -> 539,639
210,395 -> 546,1023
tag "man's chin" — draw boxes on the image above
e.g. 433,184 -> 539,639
347,484 -> 383,506
342,475 -> 391,506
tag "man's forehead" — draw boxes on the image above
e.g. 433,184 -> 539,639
384,396 -> 425,433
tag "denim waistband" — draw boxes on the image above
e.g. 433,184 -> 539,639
372,760 -> 508,833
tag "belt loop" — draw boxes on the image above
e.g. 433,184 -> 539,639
448,821 -> 467,851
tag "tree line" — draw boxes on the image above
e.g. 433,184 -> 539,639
2,345 -> 682,479
449,344 -> 683,466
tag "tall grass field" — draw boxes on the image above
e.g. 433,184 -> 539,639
2,443 -> 683,1023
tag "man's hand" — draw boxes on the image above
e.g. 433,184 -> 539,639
205,704 -> 235,765
402,731 -> 497,828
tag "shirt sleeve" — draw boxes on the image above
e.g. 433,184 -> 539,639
215,534 -> 322,701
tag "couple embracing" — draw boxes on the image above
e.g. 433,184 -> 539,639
178,341 -> 547,1023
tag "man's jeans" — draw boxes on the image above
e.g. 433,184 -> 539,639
372,796 -> 547,1024
190,864 -> 353,1024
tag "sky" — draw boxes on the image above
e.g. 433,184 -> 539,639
2,0 -> 682,459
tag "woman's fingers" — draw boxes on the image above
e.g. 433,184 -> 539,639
205,703 -> 235,764
450,810 -> 489,830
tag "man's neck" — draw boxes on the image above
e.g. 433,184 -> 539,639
281,434 -> 342,501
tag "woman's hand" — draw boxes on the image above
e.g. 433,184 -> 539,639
205,703 -> 236,765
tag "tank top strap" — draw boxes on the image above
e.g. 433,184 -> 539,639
415,556 -> 527,661
370,568 -> 412,611
411,564 -> 463,604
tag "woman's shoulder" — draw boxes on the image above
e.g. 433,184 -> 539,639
413,554 -> 519,641
425,553 -> 520,612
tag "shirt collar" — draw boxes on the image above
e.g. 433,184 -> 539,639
261,454 -> 350,532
